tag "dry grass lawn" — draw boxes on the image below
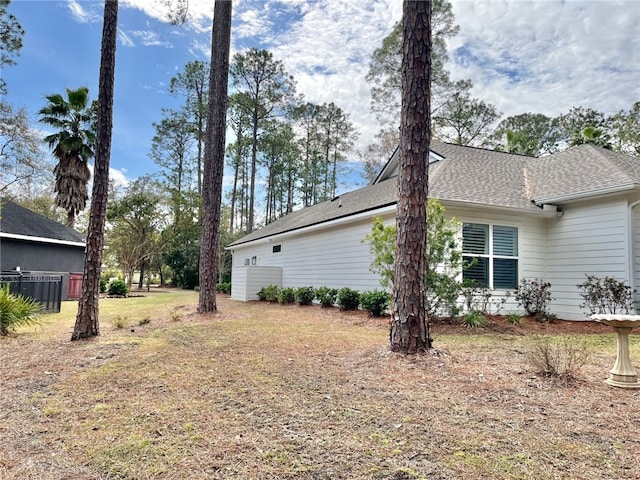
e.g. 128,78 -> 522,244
1,288 -> 639,479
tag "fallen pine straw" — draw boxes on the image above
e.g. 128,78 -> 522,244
1,290 -> 639,479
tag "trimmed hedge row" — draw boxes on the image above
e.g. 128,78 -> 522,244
256,285 -> 391,317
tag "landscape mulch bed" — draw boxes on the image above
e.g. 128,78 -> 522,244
1,294 -> 638,479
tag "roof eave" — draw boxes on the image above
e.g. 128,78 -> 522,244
227,203 -> 397,250
0,232 -> 86,248
535,183 -> 640,205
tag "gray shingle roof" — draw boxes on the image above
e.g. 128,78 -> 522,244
528,144 -> 640,202
0,199 -> 85,243
230,142 -> 639,247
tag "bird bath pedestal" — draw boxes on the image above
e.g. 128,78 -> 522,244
591,314 -> 640,389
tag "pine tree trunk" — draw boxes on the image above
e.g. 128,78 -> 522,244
72,0 -> 118,340
198,0 -> 232,313
390,0 -> 432,353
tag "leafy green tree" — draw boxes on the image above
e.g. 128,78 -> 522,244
107,176 -> 164,288
364,216 -> 396,289
556,106 -> 610,148
198,0 -> 232,313
230,48 -> 296,232
0,0 -> 24,95
489,112 -> 561,156
365,0 -> 459,124
358,127 -> 397,185
317,102 -> 358,200
290,101 -> 324,207
73,0 -> 118,340
39,87 -> 96,228
227,93 -> 253,232
610,102 -> 640,156
0,101 -> 48,195
573,125 -> 612,149
260,119 -> 299,223
433,86 -> 500,146
366,200 -> 464,319
169,60 -> 209,194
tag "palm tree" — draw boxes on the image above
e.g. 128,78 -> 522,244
39,86 -> 95,228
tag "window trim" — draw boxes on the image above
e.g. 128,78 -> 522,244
462,222 -> 519,290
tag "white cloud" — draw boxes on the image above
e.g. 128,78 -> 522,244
118,30 -> 136,48
109,167 -> 130,189
131,29 -> 174,48
447,0 -> 640,118
67,0 -> 101,23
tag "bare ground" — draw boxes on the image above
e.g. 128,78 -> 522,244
1,291 -> 639,479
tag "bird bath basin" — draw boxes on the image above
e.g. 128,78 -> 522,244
591,314 -> 640,389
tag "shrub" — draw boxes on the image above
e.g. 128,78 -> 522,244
364,200 -> 465,317
505,312 -> 522,325
462,311 -> 488,329
315,287 -> 338,308
526,335 -> 589,385
359,290 -> 391,317
138,316 -> 151,326
515,278 -> 553,318
277,287 -> 296,305
110,315 -> 127,329
108,280 -> 129,297
0,285 -> 43,335
461,280 -> 492,314
337,287 -> 360,311
216,282 -> 231,294
295,286 -> 315,306
577,274 -> 633,315
169,307 -> 181,322
99,278 -> 108,293
257,284 -> 280,302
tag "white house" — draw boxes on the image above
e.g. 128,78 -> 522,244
227,141 -> 640,320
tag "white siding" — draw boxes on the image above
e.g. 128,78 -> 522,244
230,206 -> 547,314
229,198 -> 638,320
545,198 -> 629,320
231,212 -> 394,294
631,203 -> 640,311
231,266 -> 282,301
447,206 -> 546,314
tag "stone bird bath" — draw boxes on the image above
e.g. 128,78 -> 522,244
591,314 -> 640,389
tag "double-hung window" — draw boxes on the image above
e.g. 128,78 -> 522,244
462,223 -> 518,289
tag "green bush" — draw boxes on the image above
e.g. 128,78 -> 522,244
108,280 -> 129,297
505,312 -> 522,325
462,311 -> 488,329
295,286 -> 315,306
359,290 -> 391,317
216,282 -> 231,294
278,287 -> 296,305
337,287 -> 360,311
0,285 -> 43,335
315,286 -> 338,308
515,278 -> 553,318
577,274 -> 633,315
99,278 -> 108,293
257,285 -> 280,302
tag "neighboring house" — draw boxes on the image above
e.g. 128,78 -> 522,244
0,199 -> 86,300
227,141 -> 640,320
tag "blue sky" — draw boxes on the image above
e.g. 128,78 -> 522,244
2,0 -> 639,190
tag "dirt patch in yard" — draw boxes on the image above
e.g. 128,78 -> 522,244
1,293 -> 639,479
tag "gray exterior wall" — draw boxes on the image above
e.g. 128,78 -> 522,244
0,238 -> 84,274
